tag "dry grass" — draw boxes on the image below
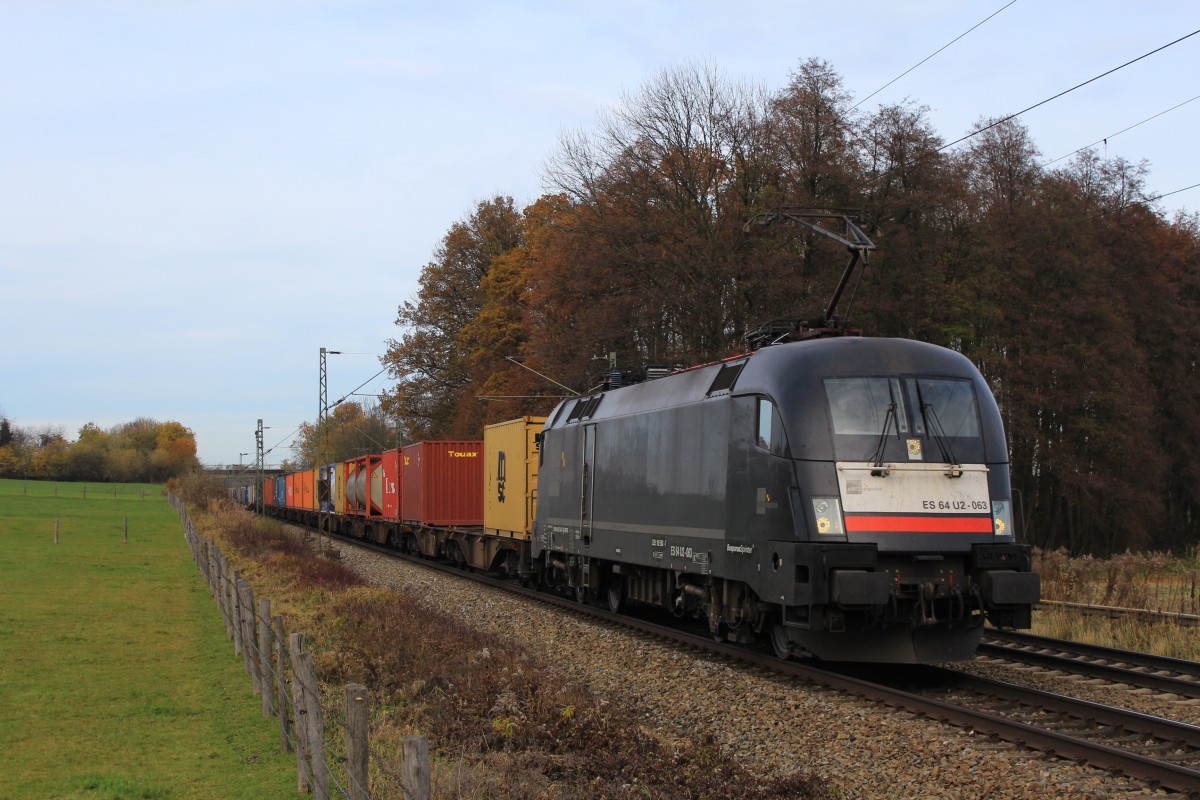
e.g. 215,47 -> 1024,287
1035,548 -> 1200,614
1032,548 -> 1200,661
185,499 -> 829,800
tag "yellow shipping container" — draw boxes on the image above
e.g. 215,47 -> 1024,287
484,416 -> 546,539
333,461 -> 348,514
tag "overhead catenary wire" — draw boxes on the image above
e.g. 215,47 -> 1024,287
1044,93 -> 1200,165
1090,180 -> 1200,219
850,0 -> 1020,111
938,27 -> 1200,152
330,366 -> 391,409
1147,181 -> 1200,203
1075,179 -> 1200,222
257,424 -> 305,468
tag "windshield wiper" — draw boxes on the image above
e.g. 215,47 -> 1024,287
922,402 -> 962,477
869,402 -> 897,475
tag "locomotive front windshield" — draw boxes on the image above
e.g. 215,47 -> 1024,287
824,376 -> 985,463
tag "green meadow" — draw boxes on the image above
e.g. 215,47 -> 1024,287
0,479 -> 299,799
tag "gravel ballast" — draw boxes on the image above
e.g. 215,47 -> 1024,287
334,540 -> 1180,799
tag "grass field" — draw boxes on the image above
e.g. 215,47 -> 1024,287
0,479 -> 300,799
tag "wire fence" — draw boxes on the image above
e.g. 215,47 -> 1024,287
170,494 -> 431,800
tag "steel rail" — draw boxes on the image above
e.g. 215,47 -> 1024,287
981,630 -> 1200,699
923,667 -> 1200,748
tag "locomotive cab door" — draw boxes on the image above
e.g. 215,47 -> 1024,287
581,423 -> 596,547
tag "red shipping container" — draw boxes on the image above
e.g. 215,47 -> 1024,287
401,441 -> 483,526
285,473 -> 296,508
380,449 -> 401,520
264,477 -> 276,508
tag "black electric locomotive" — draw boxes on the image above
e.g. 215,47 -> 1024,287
532,335 -> 1039,663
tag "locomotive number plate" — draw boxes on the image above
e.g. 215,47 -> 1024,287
836,462 -> 990,515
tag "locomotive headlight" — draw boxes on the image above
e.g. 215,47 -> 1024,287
992,500 -> 1015,540
812,498 -> 845,537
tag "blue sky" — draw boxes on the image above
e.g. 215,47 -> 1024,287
2,0 -> 1197,467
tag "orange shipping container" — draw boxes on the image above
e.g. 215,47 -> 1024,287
295,468 -> 313,510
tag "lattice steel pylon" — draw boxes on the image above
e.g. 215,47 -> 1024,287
255,418 -> 264,516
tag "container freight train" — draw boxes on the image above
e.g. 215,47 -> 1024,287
248,337 -> 1040,663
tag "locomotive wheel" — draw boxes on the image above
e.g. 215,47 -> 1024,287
606,581 -> 623,614
770,623 -> 793,661
574,584 -> 590,604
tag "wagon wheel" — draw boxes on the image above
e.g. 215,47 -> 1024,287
574,583 -> 590,605
770,623 -> 794,661
606,581 -> 623,614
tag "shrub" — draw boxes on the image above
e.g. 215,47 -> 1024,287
174,469 -> 229,511
318,588 -> 829,799
212,506 -> 364,591
197,505 -> 828,798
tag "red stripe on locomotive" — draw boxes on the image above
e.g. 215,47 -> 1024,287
844,515 -> 993,533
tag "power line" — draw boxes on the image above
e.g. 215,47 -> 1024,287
264,425 -> 303,458
1146,181 -> 1200,204
1044,93 -> 1200,165
330,366 -> 390,408
851,0 -> 1020,111
1085,180 -> 1200,220
938,27 -> 1200,152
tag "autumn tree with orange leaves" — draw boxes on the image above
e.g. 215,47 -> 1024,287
382,59 -> 1200,556
0,416 -> 199,481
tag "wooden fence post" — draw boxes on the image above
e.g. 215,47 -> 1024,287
199,539 -> 209,587
123,516 -> 128,543
206,541 -> 214,593
289,633 -> 311,795
223,555 -> 234,638
240,581 -> 259,691
290,635 -> 328,800
273,615 -> 292,754
218,554 -> 233,639
402,736 -> 431,800
54,519 -> 59,544
344,684 -> 369,800
231,571 -> 243,656
300,649 -> 328,800
257,599 -> 273,718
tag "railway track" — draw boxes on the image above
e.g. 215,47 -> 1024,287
319,529 -> 1200,796
865,664 -> 1200,794
980,629 -> 1200,700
